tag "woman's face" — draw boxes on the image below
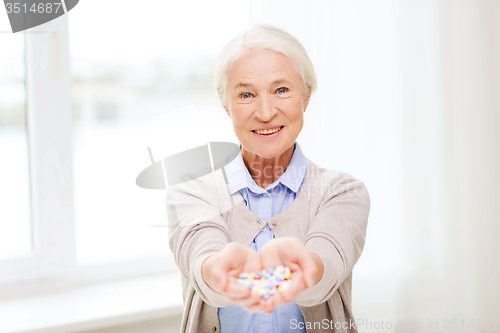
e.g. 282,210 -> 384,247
224,50 -> 310,159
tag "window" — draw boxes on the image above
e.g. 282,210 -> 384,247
0,31 -> 30,260
69,0 -> 251,267
0,0 -> 252,288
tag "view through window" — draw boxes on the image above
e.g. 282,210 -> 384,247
0,28 -> 31,260
69,1 -> 251,264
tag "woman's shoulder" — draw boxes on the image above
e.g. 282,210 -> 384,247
305,158 -> 363,184
303,158 -> 371,209
166,167 -> 223,202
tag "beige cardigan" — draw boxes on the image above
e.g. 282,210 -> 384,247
167,158 -> 370,332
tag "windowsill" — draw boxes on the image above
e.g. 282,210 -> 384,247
0,273 -> 183,333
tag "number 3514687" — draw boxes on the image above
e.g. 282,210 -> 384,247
5,2 -> 62,14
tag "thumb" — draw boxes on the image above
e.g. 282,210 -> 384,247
305,270 -> 317,288
245,248 -> 262,272
295,252 -> 321,288
212,256 -> 233,292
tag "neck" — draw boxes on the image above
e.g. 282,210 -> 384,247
241,144 -> 295,189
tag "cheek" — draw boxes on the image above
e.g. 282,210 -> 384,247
230,106 -> 253,126
278,98 -> 304,119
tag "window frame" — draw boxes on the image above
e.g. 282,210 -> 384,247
0,15 -> 175,292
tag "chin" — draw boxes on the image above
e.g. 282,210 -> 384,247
254,147 -> 287,159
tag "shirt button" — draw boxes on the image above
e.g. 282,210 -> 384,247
271,220 -> 277,227
262,226 -> 267,231
263,193 -> 268,197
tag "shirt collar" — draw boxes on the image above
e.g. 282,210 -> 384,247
224,141 -> 308,195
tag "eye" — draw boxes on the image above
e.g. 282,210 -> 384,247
276,87 -> 288,94
240,92 -> 252,99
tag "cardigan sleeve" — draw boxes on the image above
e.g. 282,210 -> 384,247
167,175 -> 233,308
294,173 -> 370,306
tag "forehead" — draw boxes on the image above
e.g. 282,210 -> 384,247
226,50 -> 302,88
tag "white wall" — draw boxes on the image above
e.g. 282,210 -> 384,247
253,0 -> 500,330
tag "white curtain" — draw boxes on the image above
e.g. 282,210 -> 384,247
251,0 -> 500,329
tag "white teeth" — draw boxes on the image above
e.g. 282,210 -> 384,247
255,127 -> 282,135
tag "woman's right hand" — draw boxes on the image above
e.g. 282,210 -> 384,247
202,243 -> 263,313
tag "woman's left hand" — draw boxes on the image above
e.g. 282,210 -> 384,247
258,237 -> 324,313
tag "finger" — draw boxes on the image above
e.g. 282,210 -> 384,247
226,292 -> 263,314
232,293 -> 262,308
281,262 -> 304,296
258,298 -> 275,314
211,258 -> 238,292
287,262 -> 300,272
261,273 -> 304,310
245,249 -> 263,272
291,251 -> 320,288
242,301 -> 264,314
287,271 -> 306,298
260,241 -> 283,268
213,249 -> 253,292
277,286 -> 300,305
260,249 -> 282,271
223,278 -> 251,299
269,292 -> 291,307
265,289 -> 298,311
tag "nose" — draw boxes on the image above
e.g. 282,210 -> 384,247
255,95 -> 276,122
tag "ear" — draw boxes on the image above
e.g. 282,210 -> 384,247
303,88 -> 312,113
224,106 -> 231,117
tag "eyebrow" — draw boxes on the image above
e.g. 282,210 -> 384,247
271,79 -> 292,86
233,79 -> 292,89
234,82 -> 253,89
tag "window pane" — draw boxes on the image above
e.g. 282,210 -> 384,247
0,32 -> 31,259
69,0 -> 250,264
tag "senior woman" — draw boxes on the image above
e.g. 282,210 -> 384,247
167,24 -> 370,333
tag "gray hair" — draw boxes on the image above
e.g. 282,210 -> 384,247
213,24 -> 318,108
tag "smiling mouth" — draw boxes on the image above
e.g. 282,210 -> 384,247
252,126 -> 284,135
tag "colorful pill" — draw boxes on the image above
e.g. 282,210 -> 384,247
238,265 -> 292,299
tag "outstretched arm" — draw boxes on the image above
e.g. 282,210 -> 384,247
167,177 -> 234,307
256,173 -> 370,310
295,174 -> 370,306
167,175 -> 263,309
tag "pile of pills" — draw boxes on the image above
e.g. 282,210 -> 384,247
238,266 -> 292,300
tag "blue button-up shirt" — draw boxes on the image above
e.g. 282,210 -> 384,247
218,141 -> 307,333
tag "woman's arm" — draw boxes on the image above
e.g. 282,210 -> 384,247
167,176 -> 234,308
294,174 -> 371,306
251,173 -> 370,312
167,174 -> 266,310
258,173 -> 371,309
